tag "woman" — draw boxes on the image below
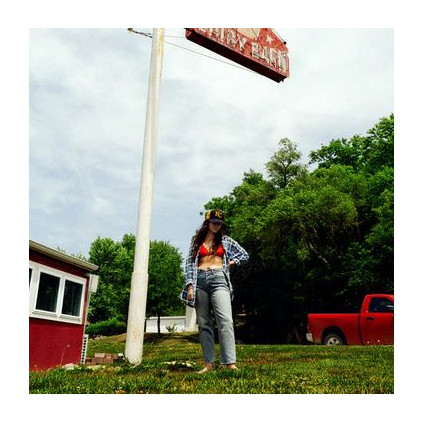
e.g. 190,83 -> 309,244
180,209 -> 249,373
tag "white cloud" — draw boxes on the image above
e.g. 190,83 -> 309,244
29,28 -> 393,258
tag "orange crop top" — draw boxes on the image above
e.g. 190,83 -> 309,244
199,243 -> 224,258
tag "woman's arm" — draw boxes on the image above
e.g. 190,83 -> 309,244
225,236 -> 249,266
184,238 -> 197,286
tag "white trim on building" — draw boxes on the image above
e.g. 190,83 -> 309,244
29,260 -> 87,325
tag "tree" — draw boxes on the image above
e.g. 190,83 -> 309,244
88,235 -> 185,332
146,240 -> 185,333
88,237 -> 132,322
240,166 -> 365,341
308,136 -> 364,170
309,115 -> 394,298
266,138 -> 307,189
205,169 -> 276,241
202,116 -> 394,343
309,114 -> 394,174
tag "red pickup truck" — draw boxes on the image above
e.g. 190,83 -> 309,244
306,294 -> 394,345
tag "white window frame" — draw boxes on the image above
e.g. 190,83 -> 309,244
29,265 -> 34,287
29,260 -> 87,325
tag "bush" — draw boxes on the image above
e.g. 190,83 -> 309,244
86,317 -> 126,337
166,324 -> 177,333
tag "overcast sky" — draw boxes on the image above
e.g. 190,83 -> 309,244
29,28 -> 393,259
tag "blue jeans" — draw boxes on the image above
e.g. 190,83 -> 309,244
195,268 -> 236,365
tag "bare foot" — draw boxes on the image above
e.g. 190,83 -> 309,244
196,363 -> 213,374
226,364 -> 238,370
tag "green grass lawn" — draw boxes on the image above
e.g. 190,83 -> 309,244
29,333 -> 394,394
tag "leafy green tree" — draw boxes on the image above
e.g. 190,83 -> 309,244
309,136 -> 364,170
362,114 -> 394,173
88,235 -> 185,331
266,138 -> 307,189
205,169 -> 276,241
147,240 -> 185,333
309,114 -> 394,174
308,115 -> 394,299
202,116 -> 394,343
88,237 -> 132,322
343,167 -> 394,297
243,166 -> 365,340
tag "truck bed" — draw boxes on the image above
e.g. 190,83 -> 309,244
307,313 -> 362,345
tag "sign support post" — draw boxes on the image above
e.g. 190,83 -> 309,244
125,28 -> 165,365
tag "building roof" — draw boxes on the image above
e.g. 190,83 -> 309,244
29,240 -> 98,272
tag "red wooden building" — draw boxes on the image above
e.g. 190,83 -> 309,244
29,240 -> 98,371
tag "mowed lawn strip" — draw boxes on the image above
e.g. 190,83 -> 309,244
29,333 -> 394,394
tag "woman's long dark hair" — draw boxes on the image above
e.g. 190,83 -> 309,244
191,220 -> 226,259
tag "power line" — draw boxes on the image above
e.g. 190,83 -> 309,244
127,28 -> 256,75
127,28 -> 185,39
164,39 -> 257,74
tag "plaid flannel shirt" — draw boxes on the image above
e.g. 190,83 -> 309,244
179,235 -> 249,308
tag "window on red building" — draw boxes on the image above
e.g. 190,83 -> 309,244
29,261 -> 86,324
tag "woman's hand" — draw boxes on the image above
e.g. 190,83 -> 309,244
187,284 -> 194,301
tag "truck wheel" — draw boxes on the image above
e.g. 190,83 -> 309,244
323,333 -> 344,345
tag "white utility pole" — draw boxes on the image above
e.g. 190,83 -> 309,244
125,28 -> 165,365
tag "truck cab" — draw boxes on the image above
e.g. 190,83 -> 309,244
306,294 -> 394,345
359,294 -> 394,345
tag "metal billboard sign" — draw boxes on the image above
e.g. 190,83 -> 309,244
185,28 -> 289,82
